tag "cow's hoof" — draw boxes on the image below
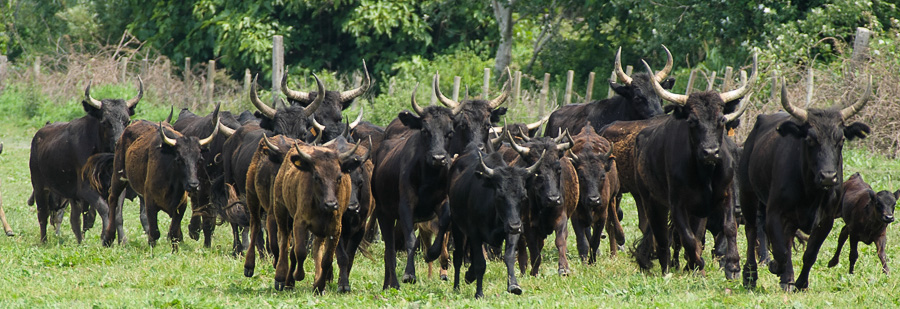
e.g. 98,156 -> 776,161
189,230 -> 200,241
274,281 -> 285,291
474,291 -> 484,299
464,270 -> 476,284
401,273 -> 416,284
767,260 -> 783,275
617,245 -> 626,252
5,231 -> 14,237
244,267 -> 254,278
440,273 -> 449,281
508,284 -> 522,295
338,284 -> 351,293
558,268 -> 570,276
827,258 -> 839,268
780,283 -> 797,293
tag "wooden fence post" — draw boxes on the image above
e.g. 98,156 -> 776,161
207,60 -> 215,106
513,70 -> 522,108
483,68 -> 491,99
851,27 -> 872,65
244,69 -> 252,94
141,58 -> 149,76
585,72 -> 595,102
723,66 -> 734,90
119,57 -> 128,82
685,69 -> 696,95
33,57 -> 41,80
541,73 -> 550,114
184,57 -> 192,108
706,71 -> 717,91
770,70 -> 778,103
607,70 -> 616,98
0,55 -> 7,87
431,78 -> 438,105
272,35 -> 284,107
452,76 -> 461,102
806,66 -> 815,108
625,65 -> 633,77
564,70 -> 574,105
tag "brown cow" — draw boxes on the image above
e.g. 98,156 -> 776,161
103,116 -> 220,249
271,142 -> 366,294
827,173 -> 898,274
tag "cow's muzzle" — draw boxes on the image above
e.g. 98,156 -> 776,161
701,147 -> 720,163
817,171 -> 839,187
883,215 -> 895,223
507,222 -> 523,235
186,181 -> 201,193
547,194 -> 562,206
324,200 -> 339,211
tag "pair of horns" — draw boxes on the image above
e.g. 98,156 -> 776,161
251,73 -> 324,119
507,129 -> 573,157
434,67 -> 512,111
282,60 -> 371,103
291,136 -> 371,166
615,45 -> 673,85
478,149 -> 544,177
85,76 -> 143,109
160,103 -> 221,147
781,75 -> 872,122
490,113 -> 550,136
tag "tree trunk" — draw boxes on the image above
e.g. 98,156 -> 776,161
493,0 -> 515,77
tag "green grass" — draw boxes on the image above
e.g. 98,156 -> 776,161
2,106 -> 900,308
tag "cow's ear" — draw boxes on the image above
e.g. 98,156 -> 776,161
341,157 -> 364,173
777,121 -> 808,138
844,122 -> 871,141
868,189 -> 877,203
671,105 -> 689,119
290,155 -> 313,171
128,105 -> 136,116
490,107 -> 508,123
265,147 -> 285,164
660,77 -> 676,90
82,101 -> 103,118
893,189 -> 900,201
663,104 -> 677,114
605,155 -> 615,172
398,111 -> 423,129
609,81 -> 631,97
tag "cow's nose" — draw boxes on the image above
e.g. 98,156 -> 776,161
820,171 -> 838,184
548,195 -> 562,205
885,215 -> 895,223
588,195 -> 601,204
508,222 -> 523,234
432,154 -> 446,163
325,200 -> 339,210
348,202 -> 359,211
702,147 -> 720,159
187,181 -> 200,192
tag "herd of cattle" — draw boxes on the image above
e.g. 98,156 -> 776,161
18,46 -> 897,297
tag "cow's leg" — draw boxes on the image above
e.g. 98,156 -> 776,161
794,217 -> 833,291
138,198 -> 149,235
765,214 -> 796,291
592,204 -> 609,263
266,212 -> 279,266
189,215 -> 202,241
103,177 -> 127,246
505,232 -> 522,295
230,223 -> 243,256
34,189 -> 51,243
451,224 -> 465,292
613,193 -> 626,249
607,198 -> 625,255
146,203 -> 161,247
827,226 -> 849,268
848,235 -> 859,275
314,233 -> 340,295
273,206 -> 291,291
397,200 -> 418,284
572,215 -> 591,263
377,213 -> 400,290
467,235 -> 487,299
439,230 -> 450,281
756,210 -> 771,264
69,201 -> 84,244
167,200 -> 186,252
741,196 -> 760,288
516,235 -> 528,275
527,228 -> 545,276
648,202 -> 671,275
720,195 -> 741,280
876,235 -> 889,275
244,192 -> 262,277
337,227 -> 365,293
202,214 -> 215,248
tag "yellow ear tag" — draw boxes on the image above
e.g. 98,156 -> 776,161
727,128 -> 735,137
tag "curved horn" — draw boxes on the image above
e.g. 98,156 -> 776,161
643,60 -> 689,105
340,59 -> 371,102
250,74 -> 277,119
339,138 -> 363,162
526,150 -> 547,174
198,104 -> 221,146
556,130 -> 574,151
164,105 -> 174,124
488,67 -> 513,109
655,45 -> 674,82
507,129 -> 531,156
478,152 -> 495,177
302,74 -> 326,117
310,117 -> 326,135
292,143 -> 314,165
553,129 -> 567,143
263,136 -> 281,153
433,73 -> 461,110
360,137 -> 373,162
411,83 -> 425,116
780,79 -> 808,122
311,129 -> 324,145
526,114 -> 550,131
126,76 -> 144,108
84,80 -> 103,109
159,123 -> 177,147
218,121 -> 236,137
349,106 -> 364,129
719,54 -> 759,104
281,71 -> 309,101
490,126 -> 504,136
567,149 -> 580,165
614,47 -> 634,85
724,71 -> 751,122
840,75 -> 873,121
518,127 -> 533,142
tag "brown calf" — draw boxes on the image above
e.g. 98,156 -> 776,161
828,173 -> 898,274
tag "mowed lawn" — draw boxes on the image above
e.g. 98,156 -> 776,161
1,121 -> 900,308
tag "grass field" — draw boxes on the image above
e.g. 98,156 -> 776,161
2,116 -> 900,308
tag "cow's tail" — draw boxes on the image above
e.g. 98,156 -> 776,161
83,153 -> 116,194
631,227 -> 655,272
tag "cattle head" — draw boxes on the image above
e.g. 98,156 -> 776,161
433,71 -> 510,153
282,60 -> 371,142
568,124 -> 615,207
872,189 -> 899,224
475,150 -> 544,234
158,113 -> 220,193
289,141 -> 365,212
322,136 -> 372,212
251,74 -> 324,143
610,46 -> 675,119
399,83 -> 456,167
83,77 -> 143,152
508,130 -> 573,208
644,55 -> 757,165
776,76 -> 872,188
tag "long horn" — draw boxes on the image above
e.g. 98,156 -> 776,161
840,75 -> 873,121
263,135 -> 280,153
84,80 -> 103,109
518,127 -> 533,142
164,105 -> 174,124
218,121 -> 236,137
526,150 -> 547,174
780,79 -> 807,122
360,137 -> 373,162
724,71 -> 751,122
340,59 -> 371,102
614,47 -> 634,85
303,74 -> 326,117
310,117 -> 326,136
488,67 -> 512,109
433,73 -> 460,110
250,74 -> 277,119
349,106 -> 364,129
281,71 -> 309,101
507,129 -> 530,156
477,152 -> 496,177
655,45 -> 674,82
198,104 -> 221,146
567,149 -> 580,165
411,83 -> 425,116
159,123 -> 177,147
556,130 -> 574,151
643,60 -> 689,105
553,129 -> 567,143
126,76 -> 144,108
719,54 -> 759,103
293,143 -> 314,165
339,138 -> 363,162
311,129 -> 324,145
526,113 -> 550,131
